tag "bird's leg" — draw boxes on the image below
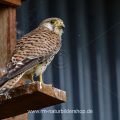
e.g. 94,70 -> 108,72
31,73 -> 34,83
40,73 -> 43,83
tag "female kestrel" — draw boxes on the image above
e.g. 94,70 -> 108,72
0,17 -> 65,87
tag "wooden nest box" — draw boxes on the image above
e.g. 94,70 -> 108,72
0,0 -> 66,119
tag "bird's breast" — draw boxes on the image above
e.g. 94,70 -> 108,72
35,64 -> 47,76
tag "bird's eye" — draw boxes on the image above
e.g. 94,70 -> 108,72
50,20 -> 56,24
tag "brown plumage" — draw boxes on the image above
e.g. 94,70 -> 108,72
0,17 -> 65,89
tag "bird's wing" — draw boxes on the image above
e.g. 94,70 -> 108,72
0,27 -> 61,86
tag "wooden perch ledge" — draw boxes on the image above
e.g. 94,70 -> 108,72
0,82 -> 67,119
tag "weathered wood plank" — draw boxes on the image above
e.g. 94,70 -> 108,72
0,6 -> 16,67
0,2 -> 28,120
0,0 -> 21,6
0,82 -> 67,119
3,113 -> 28,120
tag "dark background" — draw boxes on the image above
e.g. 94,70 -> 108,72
17,0 -> 120,120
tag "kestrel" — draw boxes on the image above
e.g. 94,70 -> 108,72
0,17 -> 65,87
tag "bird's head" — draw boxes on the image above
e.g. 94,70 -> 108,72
40,18 -> 65,36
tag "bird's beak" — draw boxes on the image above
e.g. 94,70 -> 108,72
58,25 -> 65,29
61,22 -> 65,28
55,21 -> 65,29
62,23 -> 65,29
58,23 -> 65,30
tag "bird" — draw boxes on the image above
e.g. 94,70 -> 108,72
0,17 -> 65,88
